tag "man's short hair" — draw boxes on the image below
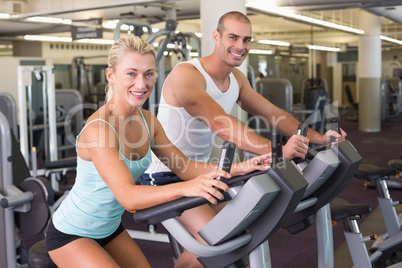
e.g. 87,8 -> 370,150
216,11 -> 251,34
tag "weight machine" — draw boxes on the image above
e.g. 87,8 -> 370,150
17,66 -> 58,184
381,78 -> 402,121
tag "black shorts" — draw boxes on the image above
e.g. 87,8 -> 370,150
46,219 -> 125,251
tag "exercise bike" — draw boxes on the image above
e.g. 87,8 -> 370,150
340,161 -> 402,267
134,125 -> 362,268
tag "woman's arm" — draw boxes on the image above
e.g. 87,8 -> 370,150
78,119 -> 229,212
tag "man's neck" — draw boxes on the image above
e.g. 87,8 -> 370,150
199,55 -> 233,83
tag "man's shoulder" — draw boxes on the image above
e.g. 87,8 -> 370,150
173,60 -> 198,72
232,67 -> 247,77
168,60 -> 203,81
232,67 -> 250,89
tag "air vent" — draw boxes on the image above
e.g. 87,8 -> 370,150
4,0 -> 28,15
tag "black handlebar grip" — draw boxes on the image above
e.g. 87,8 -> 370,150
297,123 -> 308,137
328,117 -> 340,143
216,141 -> 236,184
271,128 -> 283,167
293,123 -> 309,164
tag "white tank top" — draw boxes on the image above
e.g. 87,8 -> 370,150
147,58 -> 239,173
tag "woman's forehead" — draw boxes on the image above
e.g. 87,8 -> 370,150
118,51 -> 156,68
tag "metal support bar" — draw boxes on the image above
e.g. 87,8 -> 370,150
316,203 -> 334,268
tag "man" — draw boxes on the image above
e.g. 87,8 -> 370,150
140,11 -> 346,267
142,11 -> 346,186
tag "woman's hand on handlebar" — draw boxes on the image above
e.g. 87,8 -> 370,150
231,153 -> 271,176
182,169 -> 230,204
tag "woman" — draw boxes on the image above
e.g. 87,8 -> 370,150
46,35 -> 270,267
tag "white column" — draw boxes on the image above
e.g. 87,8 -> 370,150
308,49 -> 317,79
357,11 -> 382,132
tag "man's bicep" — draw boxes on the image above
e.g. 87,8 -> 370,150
238,86 -> 272,116
233,69 -> 272,116
170,65 -> 229,127
181,91 -> 228,129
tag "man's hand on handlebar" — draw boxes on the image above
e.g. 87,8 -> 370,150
323,128 -> 347,147
283,134 -> 309,160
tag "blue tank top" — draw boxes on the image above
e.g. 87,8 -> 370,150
53,108 -> 152,238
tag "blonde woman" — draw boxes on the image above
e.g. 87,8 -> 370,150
46,35 -> 270,267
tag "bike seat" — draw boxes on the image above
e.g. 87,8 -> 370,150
388,159 -> 402,172
355,163 -> 397,181
330,197 -> 371,222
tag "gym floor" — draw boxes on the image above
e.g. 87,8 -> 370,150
61,114 -> 402,267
